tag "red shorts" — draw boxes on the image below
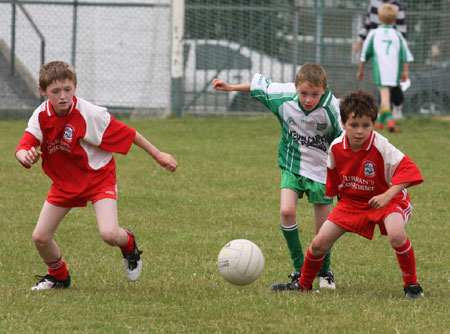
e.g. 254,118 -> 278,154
46,184 -> 118,208
328,196 -> 413,240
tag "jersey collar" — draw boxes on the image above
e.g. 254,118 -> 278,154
46,96 -> 78,117
343,130 -> 376,151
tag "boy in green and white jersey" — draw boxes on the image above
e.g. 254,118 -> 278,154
213,63 -> 342,291
357,3 -> 413,132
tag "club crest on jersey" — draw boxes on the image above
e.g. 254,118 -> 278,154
287,117 -> 297,125
363,161 -> 376,177
63,125 -> 74,142
316,123 -> 327,131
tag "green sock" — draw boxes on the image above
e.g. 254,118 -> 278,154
318,247 -> 332,275
377,112 -> 385,125
378,109 -> 391,125
384,110 -> 393,122
281,222 -> 304,272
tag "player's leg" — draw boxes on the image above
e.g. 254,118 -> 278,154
93,198 -> 142,282
269,187 -> 303,292
31,200 -> 71,290
280,187 -> 303,272
307,176 -> 335,288
376,88 -> 387,129
391,85 -> 404,119
380,87 -> 398,132
313,203 -> 335,289
384,212 -> 423,298
93,197 -> 127,246
379,87 -> 391,112
299,220 -> 347,290
270,169 -> 305,291
269,187 -> 303,291
377,87 -> 394,130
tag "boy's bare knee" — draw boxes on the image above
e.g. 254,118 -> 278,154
310,237 -> 328,255
99,229 -> 120,246
280,207 -> 296,223
388,232 -> 407,248
32,230 -> 51,247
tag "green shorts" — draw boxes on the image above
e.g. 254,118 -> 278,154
280,169 -> 332,204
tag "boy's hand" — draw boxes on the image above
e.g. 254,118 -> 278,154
356,70 -> 363,81
155,152 -> 178,173
400,72 -> 408,82
16,147 -> 42,167
212,79 -> 230,91
368,183 -> 410,210
368,193 -> 391,210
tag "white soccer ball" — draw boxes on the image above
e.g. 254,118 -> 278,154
217,239 -> 264,286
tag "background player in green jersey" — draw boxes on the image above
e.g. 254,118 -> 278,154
357,4 -> 413,132
354,0 -> 408,120
213,63 -> 342,291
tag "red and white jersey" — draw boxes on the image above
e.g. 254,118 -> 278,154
326,131 -> 423,202
15,96 -> 136,199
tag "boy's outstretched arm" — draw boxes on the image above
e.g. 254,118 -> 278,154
368,182 -> 410,210
212,79 -> 250,92
15,147 -> 42,168
133,132 -> 178,173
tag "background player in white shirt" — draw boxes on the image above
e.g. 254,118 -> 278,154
213,63 -> 342,291
297,89 -> 424,299
357,4 -> 413,132
15,61 -> 178,290
354,0 -> 408,120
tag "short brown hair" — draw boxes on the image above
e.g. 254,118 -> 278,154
39,61 -> 77,91
339,90 -> 378,124
378,4 -> 398,25
295,62 -> 327,89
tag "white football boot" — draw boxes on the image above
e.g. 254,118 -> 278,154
122,230 -> 143,282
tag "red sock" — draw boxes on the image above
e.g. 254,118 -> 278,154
299,248 -> 325,290
46,255 -> 68,280
393,239 -> 418,286
120,231 -> 135,255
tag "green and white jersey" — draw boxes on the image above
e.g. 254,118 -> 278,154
250,73 -> 342,184
360,25 -> 413,87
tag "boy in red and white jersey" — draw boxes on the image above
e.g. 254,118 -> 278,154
15,61 -> 178,290
297,89 -> 424,298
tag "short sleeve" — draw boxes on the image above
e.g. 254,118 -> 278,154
391,156 -> 423,188
360,30 -> 375,62
99,115 -> 136,154
16,131 -> 40,153
325,167 -> 340,197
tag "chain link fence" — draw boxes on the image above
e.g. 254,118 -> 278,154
184,0 -> 450,115
1,0 -> 449,116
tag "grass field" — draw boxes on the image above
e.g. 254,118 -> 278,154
1,116 -> 449,334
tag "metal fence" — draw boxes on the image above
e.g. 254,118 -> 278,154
1,0 -> 449,116
183,0 -> 450,115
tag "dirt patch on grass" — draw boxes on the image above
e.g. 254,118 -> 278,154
433,116 -> 450,121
